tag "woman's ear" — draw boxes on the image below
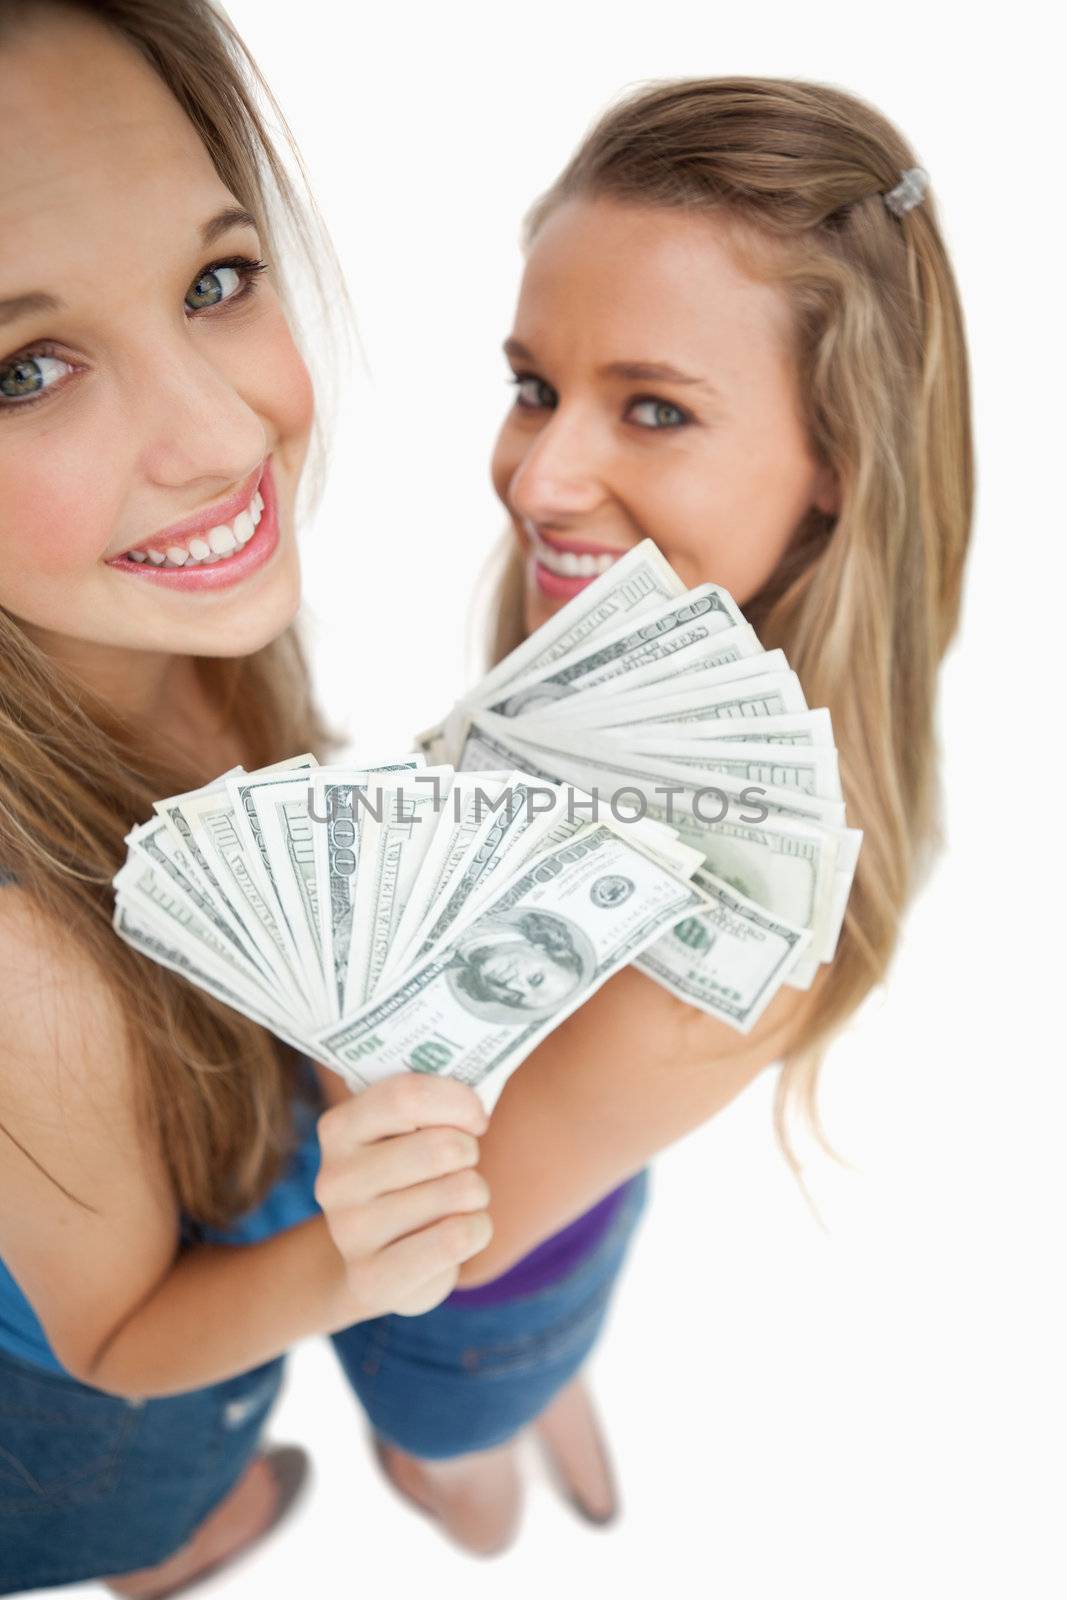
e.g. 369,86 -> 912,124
813,461 -> 840,518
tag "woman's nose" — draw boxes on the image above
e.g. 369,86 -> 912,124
506,413 -> 607,523
129,335 -> 267,492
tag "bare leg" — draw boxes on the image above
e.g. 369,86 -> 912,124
532,1373 -> 618,1523
371,1434 -> 523,1556
103,1445 -> 308,1599
371,1371 -> 617,1553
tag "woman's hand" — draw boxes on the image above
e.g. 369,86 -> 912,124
313,1072 -> 493,1322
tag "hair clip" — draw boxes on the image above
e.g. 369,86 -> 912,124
882,167 -> 930,218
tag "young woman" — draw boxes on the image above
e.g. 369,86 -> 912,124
0,1 -> 650,1589
0,7 -> 973,1595
442,62 -> 971,1539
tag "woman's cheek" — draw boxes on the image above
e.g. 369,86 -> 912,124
249,304 -> 315,445
0,455 -> 112,581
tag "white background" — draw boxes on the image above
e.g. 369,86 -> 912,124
40,1 -> 1065,1596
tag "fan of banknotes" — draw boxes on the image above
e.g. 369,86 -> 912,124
111,753 -> 725,1104
112,539 -> 860,1104
415,537 -> 862,1002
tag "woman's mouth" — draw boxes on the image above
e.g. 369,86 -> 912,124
105,457 -> 281,592
524,524 -> 625,600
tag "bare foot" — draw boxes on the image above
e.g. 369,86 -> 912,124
104,1445 -> 307,1598
533,1374 -> 618,1523
373,1435 -> 523,1556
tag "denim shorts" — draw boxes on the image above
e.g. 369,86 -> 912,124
0,1167 -> 650,1591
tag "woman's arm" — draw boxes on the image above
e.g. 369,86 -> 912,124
455,963 -> 812,1287
0,891 -> 489,1399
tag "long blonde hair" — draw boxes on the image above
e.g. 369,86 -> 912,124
0,0 -> 354,1226
485,77 -> 974,1179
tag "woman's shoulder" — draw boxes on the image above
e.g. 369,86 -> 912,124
0,879 -> 145,1136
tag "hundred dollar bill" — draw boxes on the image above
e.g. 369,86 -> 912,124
152,767 -> 278,985
508,668 -> 808,736
568,732 -> 842,801
382,773 -> 513,977
223,768 -> 335,1022
458,713 -> 846,828
481,585 -> 746,719
344,773 -> 455,1010
309,762 -> 437,1021
112,859 -> 302,1038
111,900 -> 339,1070
624,708 -> 836,750
394,773 -> 590,971
633,867 -> 812,1032
415,539 -> 686,761
537,646 -> 791,720
158,777 -> 312,1018
483,611 -> 777,720
311,822 -> 712,1106
123,819 -> 272,981
450,718 -> 844,964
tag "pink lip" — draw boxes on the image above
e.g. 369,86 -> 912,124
520,519 -> 629,600
112,462 -> 265,558
105,457 -> 280,593
525,524 -> 627,559
531,560 -> 606,601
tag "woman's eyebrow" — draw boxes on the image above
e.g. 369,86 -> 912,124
200,204 -> 259,249
0,289 -> 61,331
502,337 -> 722,398
0,206 -> 259,332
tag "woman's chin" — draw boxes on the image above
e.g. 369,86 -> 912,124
187,559 -> 303,658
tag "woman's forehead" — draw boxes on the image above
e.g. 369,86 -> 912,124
0,8 -> 223,265
516,196 -> 793,378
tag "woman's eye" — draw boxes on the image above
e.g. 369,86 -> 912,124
0,256 -> 267,414
509,373 -> 555,410
0,350 -> 72,405
629,397 -> 688,429
185,263 -> 246,312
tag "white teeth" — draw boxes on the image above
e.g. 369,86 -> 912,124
208,523 -> 237,555
529,529 -> 620,579
121,493 -> 262,568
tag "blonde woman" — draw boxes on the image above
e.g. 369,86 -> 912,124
436,64 -> 972,1530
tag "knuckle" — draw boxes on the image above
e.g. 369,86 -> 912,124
445,1210 -> 490,1254
432,1127 -> 477,1169
391,1072 -> 433,1121
450,1168 -> 489,1209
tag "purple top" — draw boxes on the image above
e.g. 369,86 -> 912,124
444,1177 -> 635,1305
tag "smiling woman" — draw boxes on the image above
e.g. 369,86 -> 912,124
476,81 -> 974,1214
0,0 -> 346,1223
0,2 -> 663,1588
